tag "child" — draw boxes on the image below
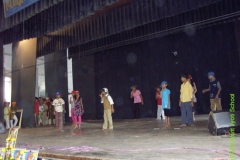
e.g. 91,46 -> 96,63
202,71 -> 222,111
3,102 -> 10,129
99,88 -> 114,130
179,74 -> 194,127
38,98 -> 44,126
43,100 -> 49,125
188,75 -> 197,121
34,97 -> 39,127
73,90 -> 84,129
10,102 -> 22,128
160,81 -> 171,126
130,85 -> 144,120
46,97 -> 54,125
52,92 -> 65,130
156,87 -> 165,120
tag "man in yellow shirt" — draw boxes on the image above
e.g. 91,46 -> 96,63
179,74 -> 194,127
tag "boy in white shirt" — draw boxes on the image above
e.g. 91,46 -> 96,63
52,92 -> 65,130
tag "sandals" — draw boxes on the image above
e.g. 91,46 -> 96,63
179,124 -> 187,127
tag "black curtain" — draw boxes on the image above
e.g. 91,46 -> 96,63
72,54 -> 96,120
93,22 -> 239,119
38,0 -> 240,57
0,0 -> 63,32
44,50 -> 69,122
0,0 -> 121,45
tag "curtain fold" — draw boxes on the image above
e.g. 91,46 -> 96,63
0,0 -> 237,56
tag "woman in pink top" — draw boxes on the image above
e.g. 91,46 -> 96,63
130,85 -> 144,120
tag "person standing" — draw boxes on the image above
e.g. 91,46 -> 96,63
155,87 -> 165,120
130,85 -> 144,120
42,100 -> 49,125
3,102 -> 10,129
188,75 -> 197,121
73,91 -> 84,129
202,72 -> 222,111
46,97 -> 53,125
69,90 -> 76,124
10,102 -> 22,128
100,88 -> 114,130
179,74 -> 194,127
34,97 -> 39,127
38,98 -> 44,126
160,81 -> 171,126
52,92 -> 65,130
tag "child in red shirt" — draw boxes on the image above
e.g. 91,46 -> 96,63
34,97 -> 39,126
156,86 -> 165,120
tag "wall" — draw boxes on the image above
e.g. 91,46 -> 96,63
12,39 -> 37,127
0,38 -> 3,121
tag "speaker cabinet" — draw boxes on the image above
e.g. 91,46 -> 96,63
208,111 -> 240,136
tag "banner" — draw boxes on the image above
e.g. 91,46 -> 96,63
3,0 -> 39,17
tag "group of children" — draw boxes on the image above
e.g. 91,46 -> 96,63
98,82 -> 171,130
3,101 -> 23,129
34,97 -> 56,126
130,75 -> 198,127
35,93 -> 66,130
154,77 -> 197,127
2,72 -> 220,130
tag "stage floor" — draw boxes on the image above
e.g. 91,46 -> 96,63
0,115 -> 239,160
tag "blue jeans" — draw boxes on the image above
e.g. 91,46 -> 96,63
181,101 -> 193,125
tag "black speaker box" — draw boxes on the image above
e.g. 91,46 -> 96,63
208,111 -> 240,136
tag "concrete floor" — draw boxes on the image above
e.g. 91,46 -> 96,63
0,115 -> 239,160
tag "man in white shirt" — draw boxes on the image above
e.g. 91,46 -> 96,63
52,92 -> 65,130
99,88 -> 114,130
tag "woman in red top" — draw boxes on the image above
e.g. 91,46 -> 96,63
156,86 -> 165,120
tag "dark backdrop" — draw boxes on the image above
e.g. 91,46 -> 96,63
44,50 -> 69,122
11,39 -> 37,127
93,22 -> 240,119
72,55 -> 96,120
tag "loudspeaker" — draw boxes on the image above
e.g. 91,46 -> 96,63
0,121 -> 6,134
208,111 -> 240,136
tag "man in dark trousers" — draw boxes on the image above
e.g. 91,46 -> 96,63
202,71 -> 222,111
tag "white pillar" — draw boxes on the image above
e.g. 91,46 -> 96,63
67,48 -> 74,117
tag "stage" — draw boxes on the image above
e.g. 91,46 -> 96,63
0,115 -> 239,160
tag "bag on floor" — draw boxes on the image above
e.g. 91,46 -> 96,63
0,121 -> 6,134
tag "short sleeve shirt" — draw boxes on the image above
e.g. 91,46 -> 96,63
132,90 -> 142,103
161,89 -> 171,109
53,98 -> 65,112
